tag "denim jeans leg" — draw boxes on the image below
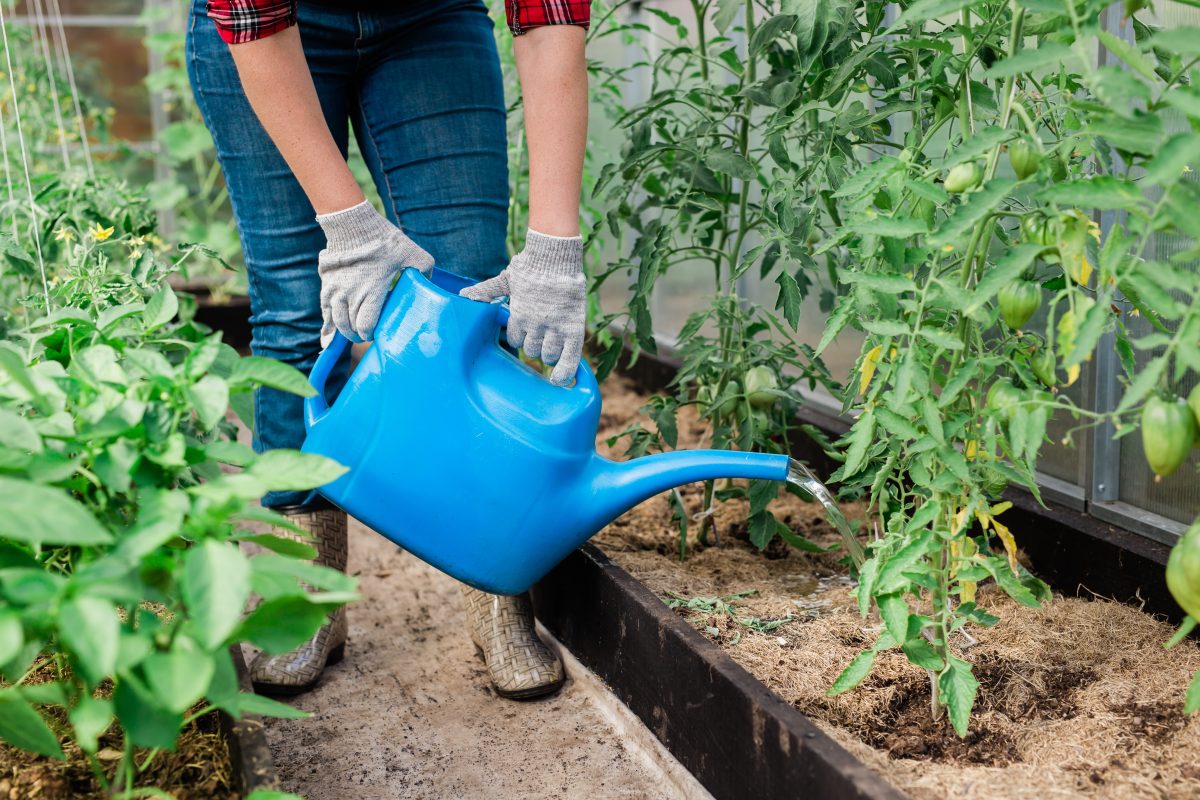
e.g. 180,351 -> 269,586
351,1 -> 510,283
186,3 -> 355,508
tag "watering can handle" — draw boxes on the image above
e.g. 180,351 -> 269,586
304,330 -> 351,430
492,302 -> 599,394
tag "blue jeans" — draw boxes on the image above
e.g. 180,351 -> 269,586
187,0 -> 509,508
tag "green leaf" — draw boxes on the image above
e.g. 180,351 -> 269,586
0,407 -> 41,453
143,285 -> 179,331
113,676 -> 182,749
1115,355 -> 1167,414
943,127 -> 1015,170
704,149 -> 756,181
1186,669 -> 1200,714
901,637 -> 944,671
876,530 -> 935,594
1147,27 -> 1200,57
841,410 -> 876,479
827,649 -> 877,695
713,0 -> 741,32
877,593 -> 910,643
1144,133 -> 1200,187
965,244 -> 1042,314
929,179 -> 1015,248
875,407 -> 921,440
59,596 -> 119,686
237,596 -> 339,654
849,215 -> 929,238
832,155 -> 901,199
774,271 -> 803,330
0,610 -> 22,658
144,639 -> 214,714
917,328 -> 964,350
939,656 -> 979,737
237,534 -> 317,560
0,478 -> 112,546
890,0 -> 973,28
1099,30 -> 1157,81
246,792 -> 306,800
0,690 -> 65,758
69,695 -> 113,754
1038,177 -> 1142,211
248,450 -> 348,492
229,356 -> 316,397
236,693 -> 311,720
114,490 -> 189,563
186,374 -> 229,432
982,42 -> 1074,78
183,540 -> 251,651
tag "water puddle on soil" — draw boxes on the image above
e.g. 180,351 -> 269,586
786,458 -> 866,567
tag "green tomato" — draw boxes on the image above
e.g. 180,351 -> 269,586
997,281 -> 1042,330
1141,396 -> 1197,478
1031,348 -> 1057,388
1008,138 -> 1042,180
986,379 -> 1023,419
1189,384 -> 1200,434
1167,522 -> 1200,620
944,162 -> 983,194
744,366 -> 779,410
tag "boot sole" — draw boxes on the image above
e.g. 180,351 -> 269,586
250,643 -> 346,698
473,643 -> 565,701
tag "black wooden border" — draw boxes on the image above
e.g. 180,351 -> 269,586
531,545 -> 905,800
219,645 -> 282,795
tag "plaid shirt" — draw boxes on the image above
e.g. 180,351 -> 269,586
207,1 -> 590,44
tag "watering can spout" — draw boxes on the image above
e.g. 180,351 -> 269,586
585,449 -> 791,531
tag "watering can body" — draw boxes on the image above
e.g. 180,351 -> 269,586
302,268 -> 789,595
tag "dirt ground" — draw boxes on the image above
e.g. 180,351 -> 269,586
593,376 -> 1200,800
253,520 -> 707,800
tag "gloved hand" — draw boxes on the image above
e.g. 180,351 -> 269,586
460,229 -> 586,386
316,200 -> 434,346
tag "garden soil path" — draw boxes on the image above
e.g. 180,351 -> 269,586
248,520 -> 707,800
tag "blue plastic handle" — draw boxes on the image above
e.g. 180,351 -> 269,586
304,331 -> 350,429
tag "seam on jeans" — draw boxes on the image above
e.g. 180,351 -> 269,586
355,94 -> 401,226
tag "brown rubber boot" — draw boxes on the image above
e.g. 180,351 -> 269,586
249,505 -> 348,696
461,586 -> 564,700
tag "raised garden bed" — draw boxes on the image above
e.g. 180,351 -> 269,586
533,373 -> 1200,800
0,647 -> 278,798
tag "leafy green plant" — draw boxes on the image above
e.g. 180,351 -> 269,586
813,0 -> 1200,734
0,19 -> 353,794
593,0 -> 849,552
591,0 -> 1200,734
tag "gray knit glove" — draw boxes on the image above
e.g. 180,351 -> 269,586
316,200 -> 434,345
460,230 -> 586,386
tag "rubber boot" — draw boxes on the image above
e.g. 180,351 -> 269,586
249,503 -> 348,696
461,586 -> 564,700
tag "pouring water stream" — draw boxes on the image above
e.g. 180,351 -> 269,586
785,458 -> 866,568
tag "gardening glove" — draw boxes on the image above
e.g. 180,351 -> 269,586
316,199 -> 434,347
459,229 -> 586,386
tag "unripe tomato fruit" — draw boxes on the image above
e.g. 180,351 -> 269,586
1008,139 -> 1042,180
1020,214 -> 1055,247
986,379 -> 1023,419
744,366 -> 779,409
944,162 -> 983,193
718,380 -> 741,416
997,281 -> 1042,330
1032,349 -> 1056,388
1141,396 -> 1197,478
1167,522 -> 1200,620
1189,384 -> 1200,433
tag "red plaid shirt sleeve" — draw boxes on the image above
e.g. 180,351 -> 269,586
506,0 -> 590,35
207,1 -> 297,45
206,1 -> 589,45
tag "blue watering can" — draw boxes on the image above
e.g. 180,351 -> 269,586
302,267 -> 790,595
